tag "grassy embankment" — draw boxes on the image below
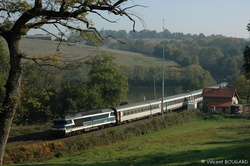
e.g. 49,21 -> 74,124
5,111 -> 250,166
18,38 -> 179,67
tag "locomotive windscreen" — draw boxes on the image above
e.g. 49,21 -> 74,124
53,120 -> 71,125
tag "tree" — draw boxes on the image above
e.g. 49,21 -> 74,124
243,46 -> 250,79
243,21 -> 250,79
0,1 -> 140,165
15,64 -> 62,124
199,46 -> 224,72
0,41 -> 8,104
233,76 -> 250,103
84,53 -> 128,108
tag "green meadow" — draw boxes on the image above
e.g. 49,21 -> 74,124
8,113 -> 250,166
18,38 -> 179,67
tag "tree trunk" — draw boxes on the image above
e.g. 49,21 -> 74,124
0,37 -> 22,166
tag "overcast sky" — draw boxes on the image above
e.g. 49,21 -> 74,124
87,0 -> 250,38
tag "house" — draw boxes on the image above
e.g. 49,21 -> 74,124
25,34 -> 68,41
25,34 -> 52,40
202,88 -> 240,114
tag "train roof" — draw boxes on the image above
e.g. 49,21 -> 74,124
114,100 -> 150,112
114,92 -> 194,112
163,92 -> 190,101
148,98 -> 162,105
189,89 -> 203,95
112,83 -> 228,112
210,82 -> 228,88
55,108 -> 113,120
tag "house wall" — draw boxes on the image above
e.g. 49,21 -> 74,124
202,97 -> 232,112
207,106 -> 230,114
202,88 -> 240,114
232,96 -> 239,104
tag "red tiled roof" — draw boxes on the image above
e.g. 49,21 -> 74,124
207,101 -> 232,107
202,88 -> 239,100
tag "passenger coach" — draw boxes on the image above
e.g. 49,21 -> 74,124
113,101 -> 152,124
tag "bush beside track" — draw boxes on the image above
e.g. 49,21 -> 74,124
4,110 -> 202,164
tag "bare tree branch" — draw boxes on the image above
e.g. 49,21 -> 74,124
106,35 -> 125,44
113,0 -> 127,8
89,10 -> 118,23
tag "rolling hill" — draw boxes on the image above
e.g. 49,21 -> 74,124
19,38 -> 179,67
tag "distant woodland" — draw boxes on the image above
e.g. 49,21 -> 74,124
99,29 -> 249,82
1,29 -> 250,124
70,29 -> 249,83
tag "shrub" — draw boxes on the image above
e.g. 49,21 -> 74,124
4,141 -> 65,164
4,110 -> 200,164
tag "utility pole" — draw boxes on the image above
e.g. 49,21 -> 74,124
161,19 -> 165,118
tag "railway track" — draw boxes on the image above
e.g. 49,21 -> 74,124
7,111 -> 177,147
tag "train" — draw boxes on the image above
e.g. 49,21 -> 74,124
52,82 -> 228,137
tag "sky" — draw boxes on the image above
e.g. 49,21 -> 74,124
87,0 -> 250,38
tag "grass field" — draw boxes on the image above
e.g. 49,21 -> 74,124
8,114 -> 250,166
17,38 -> 179,67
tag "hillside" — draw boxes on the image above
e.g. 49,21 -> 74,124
5,112 -> 250,165
19,38 -> 180,67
